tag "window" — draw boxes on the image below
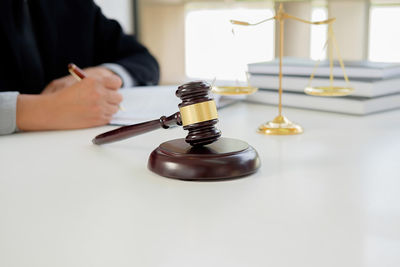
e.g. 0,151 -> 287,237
185,4 -> 275,81
369,5 -> 400,62
310,6 -> 328,60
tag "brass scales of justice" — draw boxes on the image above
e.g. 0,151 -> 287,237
212,3 -> 354,135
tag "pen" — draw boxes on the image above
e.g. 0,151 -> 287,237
68,63 -> 86,81
68,63 -> 125,110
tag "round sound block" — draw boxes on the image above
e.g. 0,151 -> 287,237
148,138 -> 260,181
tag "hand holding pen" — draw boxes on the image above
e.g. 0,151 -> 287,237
19,65 -> 123,131
68,63 -> 125,110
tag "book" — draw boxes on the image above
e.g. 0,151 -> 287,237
248,74 -> 400,98
248,58 -> 400,79
246,89 -> 400,115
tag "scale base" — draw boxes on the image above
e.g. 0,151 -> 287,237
258,115 -> 303,135
148,138 -> 260,181
305,86 -> 354,96
212,85 -> 258,95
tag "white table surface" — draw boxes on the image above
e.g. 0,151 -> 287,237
1,102 -> 400,267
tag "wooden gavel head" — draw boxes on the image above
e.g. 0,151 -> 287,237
92,81 -> 222,146
176,81 -> 221,146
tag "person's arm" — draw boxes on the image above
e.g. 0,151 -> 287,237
0,92 -> 19,135
91,3 -> 160,86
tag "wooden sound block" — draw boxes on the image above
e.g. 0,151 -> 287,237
148,138 -> 260,181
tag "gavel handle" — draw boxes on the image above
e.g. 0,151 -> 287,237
92,112 -> 182,145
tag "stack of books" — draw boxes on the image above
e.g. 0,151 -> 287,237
246,58 -> 400,115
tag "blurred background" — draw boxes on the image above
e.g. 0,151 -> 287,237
94,0 -> 400,85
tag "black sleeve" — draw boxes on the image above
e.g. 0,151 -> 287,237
91,4 -> 160,86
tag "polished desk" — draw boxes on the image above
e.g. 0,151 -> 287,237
1,102 -> 400,267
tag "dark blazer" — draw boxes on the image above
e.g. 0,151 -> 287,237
0,0 -> 159,94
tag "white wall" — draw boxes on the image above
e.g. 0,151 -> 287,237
94,0 -> 134,34
140,3 -> 186,84
328,0 -> 369,61
278,2 -> 312,58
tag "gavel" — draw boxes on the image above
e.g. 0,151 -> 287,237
93,81 -> 222,146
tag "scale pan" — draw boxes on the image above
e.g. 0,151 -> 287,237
212,85 -> 258,95
305,86 -> 354,97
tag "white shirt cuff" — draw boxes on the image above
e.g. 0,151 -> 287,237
0,92 -> 19,135
102,63 -> 136,88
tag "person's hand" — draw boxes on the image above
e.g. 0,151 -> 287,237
17,76 -> 123,130
41,66 -> 119,94
50,76 -> 123,128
